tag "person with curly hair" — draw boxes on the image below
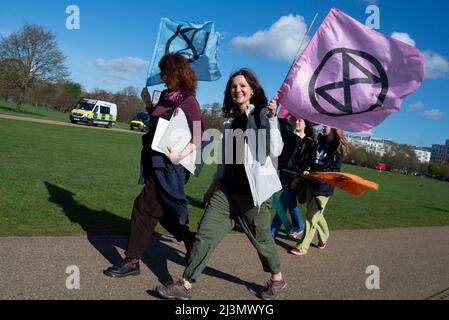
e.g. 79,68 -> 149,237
103,53 -> 202,277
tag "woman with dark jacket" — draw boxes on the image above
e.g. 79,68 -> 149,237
271,113 -> 315,239
103,53 -> 202,277
290,126 -> 349,256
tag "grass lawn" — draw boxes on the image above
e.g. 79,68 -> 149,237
0,99 -> 131,130
1,118 -> 449,236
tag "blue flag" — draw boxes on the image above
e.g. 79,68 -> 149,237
147,18 -> 222,86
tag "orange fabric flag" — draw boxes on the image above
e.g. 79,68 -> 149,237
308,172 -> 379,197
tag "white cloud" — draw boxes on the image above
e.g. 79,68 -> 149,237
390,32 -> 449,79
95,57 -> 149,80
407,102 -> 424,112
419,109 -> 444,120
422,50 -> 449,79
231,15 -> 309,62
99,77 -> 120,86
391,32 -> 416,47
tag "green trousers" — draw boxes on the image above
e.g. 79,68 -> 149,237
183,187 -> 281,282
296,190 -> 330,253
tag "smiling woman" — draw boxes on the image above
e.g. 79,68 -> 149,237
156,68 -> 288,301
222,68 -> 267,118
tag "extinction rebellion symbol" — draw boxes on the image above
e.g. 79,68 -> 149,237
308,48 -> 389,117
165,25 -> 210,62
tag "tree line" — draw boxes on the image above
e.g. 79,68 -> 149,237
345,143 -> 449,181
2,24 -> 448,180
0,24 -> 233,125
0,24 -> 147,123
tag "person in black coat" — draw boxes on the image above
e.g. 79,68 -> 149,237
290,126 -> 350,256
271,114 -> 315,239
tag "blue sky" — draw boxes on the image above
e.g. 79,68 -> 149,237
1,0 -> 448,147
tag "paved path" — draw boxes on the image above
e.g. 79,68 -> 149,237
0,114 -> 143,135
1,226 -> 449,300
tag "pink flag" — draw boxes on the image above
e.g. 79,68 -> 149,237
278,8 -> 425,133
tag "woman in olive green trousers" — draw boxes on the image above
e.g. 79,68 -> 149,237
156,68 -> 287,301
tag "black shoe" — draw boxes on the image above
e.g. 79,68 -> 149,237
184,231 -> 196,263
103,258 -> 140,278
156,279 -> 192,300
257,278 -> 287,300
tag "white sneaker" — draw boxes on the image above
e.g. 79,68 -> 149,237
289,230 -> 303,239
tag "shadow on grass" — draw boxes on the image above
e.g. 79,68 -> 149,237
423,206 -> 449,214
0,105 -> 45,117
44,181 -> 261,295
44,181 -> 185,284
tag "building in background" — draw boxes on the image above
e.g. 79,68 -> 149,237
413,147 -> 432,163
347,136 -> 443,164
430,140 -> 449,163
346,136 -> 392,157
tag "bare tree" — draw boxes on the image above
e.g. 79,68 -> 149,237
346,147 -> 369,166
382,143 -> 420,173
440,161 -> 449,181
201,102 -> 224,130
0,24 -> 68,111
121,86 -> 138,97
0,59 -> 22,100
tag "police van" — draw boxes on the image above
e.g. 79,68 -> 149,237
70,98 -> 118,128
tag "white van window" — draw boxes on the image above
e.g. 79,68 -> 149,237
93,106 -> 99,113
100,106 -> 110,114
77,102 -> 95,111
